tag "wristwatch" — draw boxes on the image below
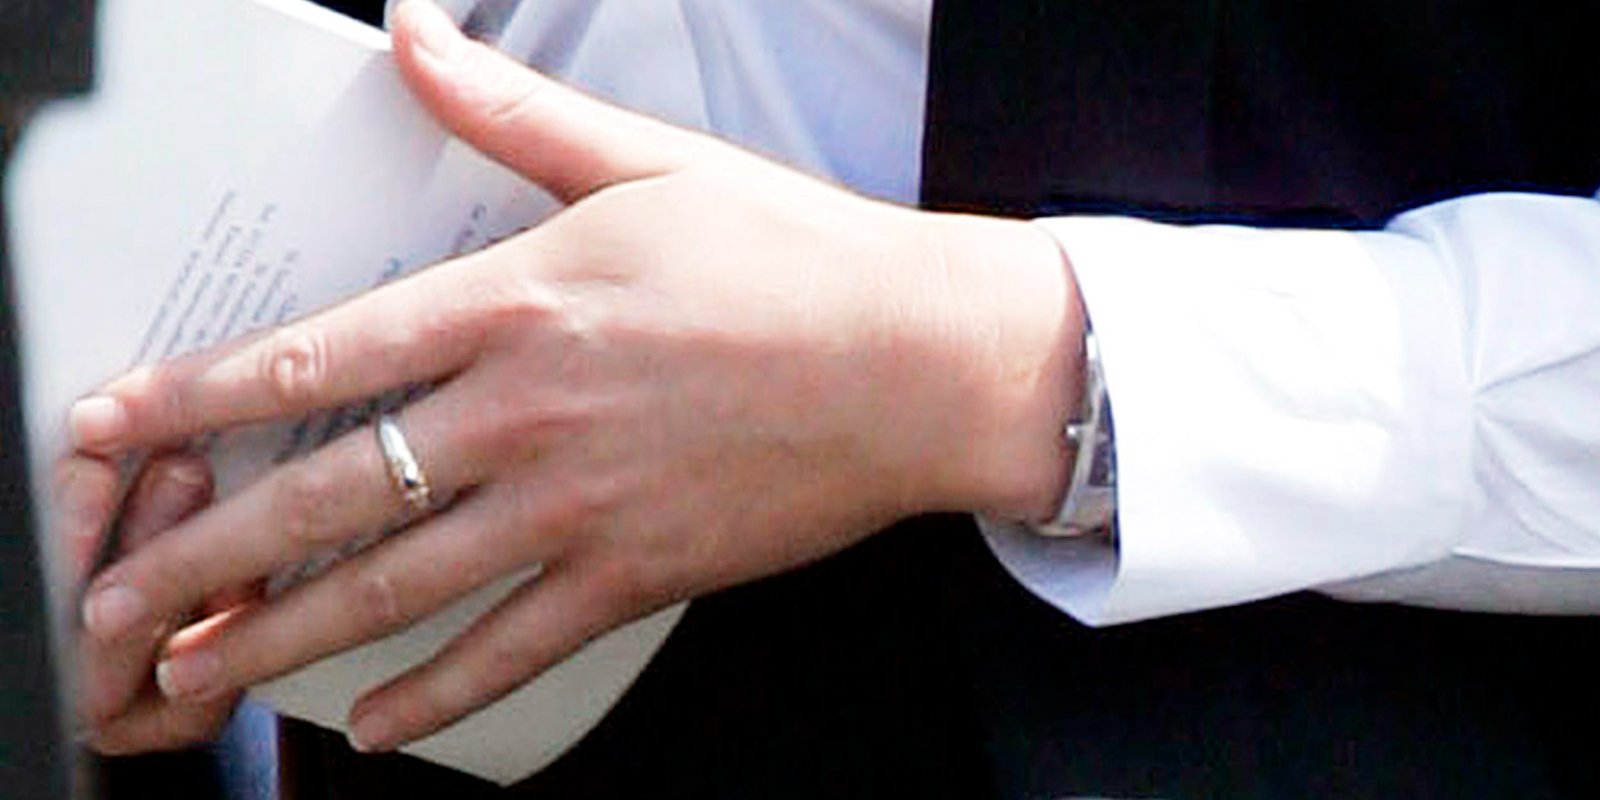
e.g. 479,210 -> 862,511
1032,325 -> 1117,537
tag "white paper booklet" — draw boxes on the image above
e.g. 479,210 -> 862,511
9,0 -> 683,785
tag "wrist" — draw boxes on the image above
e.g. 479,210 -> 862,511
913,213 -> 1085,521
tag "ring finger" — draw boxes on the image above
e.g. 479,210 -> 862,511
79,388 -> 486,650
151,479 -> 563,704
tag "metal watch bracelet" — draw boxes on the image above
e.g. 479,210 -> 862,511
1031,326 -> 1116,537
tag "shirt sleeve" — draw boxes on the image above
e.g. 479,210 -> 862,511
982,193 -> 1600,625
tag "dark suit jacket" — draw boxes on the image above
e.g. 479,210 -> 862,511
2,3 -> 95,798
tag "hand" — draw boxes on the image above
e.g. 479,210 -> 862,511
70,0 -> 1081,754
61,453 -> 242,754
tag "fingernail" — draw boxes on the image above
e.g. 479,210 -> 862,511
69,396 -> 129,449
401,0 -> 464,64
165,459 -> 210,488
152,462 -> 211,519
348,711 -> 395,753
156,651 -> 223,701
82,585 -> 147,639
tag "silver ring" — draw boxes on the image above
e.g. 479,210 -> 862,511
376,412 -> 433,513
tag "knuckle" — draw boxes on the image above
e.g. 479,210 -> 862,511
502,480 -> 555,535
470,276 -> 562,343
461,398 -> 578,471
473,63 -> 551,134
259,328 -> 330,408
482,402 -> 545,458
585,556 -> 652,618
276,465 -> 345,547
158,376 -> 197,435
348,566 -> 408,635
561,476 -> 623,530
507,477 -> 594,547
457,420 -> 511,472
474,637 -> 539,699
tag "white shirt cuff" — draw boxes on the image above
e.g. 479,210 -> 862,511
984,216 -> 1473,625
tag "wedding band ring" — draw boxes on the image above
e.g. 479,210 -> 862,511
376,412 -> 433,513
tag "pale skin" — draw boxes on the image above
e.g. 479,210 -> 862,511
66,0 -> 1084,756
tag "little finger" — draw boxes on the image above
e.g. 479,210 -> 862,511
152,482 -> 562,704
345,560 -> 625,752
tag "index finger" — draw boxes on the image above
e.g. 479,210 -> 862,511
69,258 -> 491,455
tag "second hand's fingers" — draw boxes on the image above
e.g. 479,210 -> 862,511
78,456 -> 213,725
79,390 -> 487,649
117,455 -> 214,551
343,559 -> 631,753
86,689 -> 240,757
151,482 -> 558,704
53,455 -> 121,580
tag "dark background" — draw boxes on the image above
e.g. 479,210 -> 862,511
3,1 -> 98,797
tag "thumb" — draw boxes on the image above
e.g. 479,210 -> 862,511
390,0 -> 709,203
